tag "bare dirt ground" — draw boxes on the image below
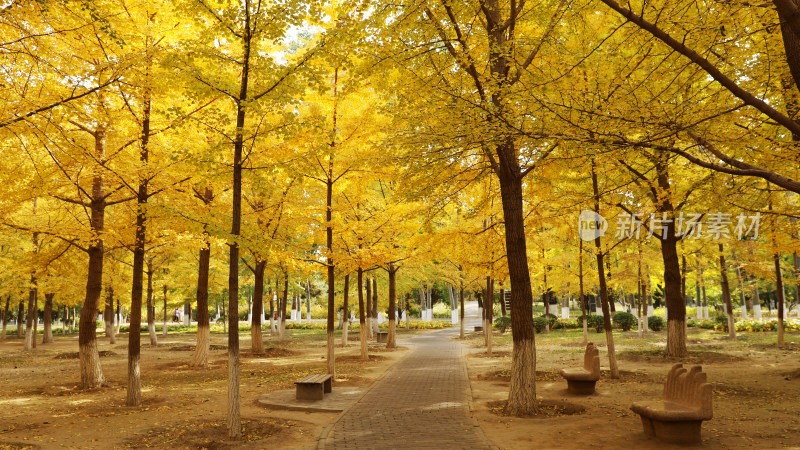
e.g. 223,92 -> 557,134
466,327 -> 800,449
0,327 -> 409,449
3,324 -> 800,449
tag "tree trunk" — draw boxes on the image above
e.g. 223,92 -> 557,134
17,301 -> 24,338
342,274 -> 349,346
365,277 -> 373,338
358,268 -> 368,360
735,264 -> 749,319
24,272 -> 37,351
115,298 -> 121,335
162,285 -> 168,337
653,155 -> 688,357
405,292 -> 410,330
774,253 -> 786,346
494,140 -> 538,415
579,239 -> 588,344
326,172 -> 336,376
459,280 -> 465,339
184,302 -> 191,326
280,273 -> 288,337
192,239 -> 211,367
718,244 -> 736,339
500,287 -> 507,317
591,160 -> 620,378
485,276 -> 493,355
43,293 -> 54,344
387,264 -> 397,348
127,101 -> 150,404
251,260 -> 265,354
1,296 -> 9,340
226,21 -> 252,438
270,279 -> 276,335
105,287 -> 116,345
372,277 -> 379,334
146,262 -> 157,346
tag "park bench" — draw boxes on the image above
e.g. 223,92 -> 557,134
376,331 -> 388,343
559,342 -> 600,395
294,374 -> 333,401
630,363 -> 713,444
474,326 -> 483,332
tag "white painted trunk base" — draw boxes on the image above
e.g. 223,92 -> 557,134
451,310 -> 459,324
753,305 -> 762,319
561,307 -> 569,319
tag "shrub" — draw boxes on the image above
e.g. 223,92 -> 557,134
493,316 -> 512,333
552,318 -> 579,329
687,318 -> 716,329
714,314 -> 729,331
432,302 -> 452,318
540,313 -> 558,328
587,315 -> 605,333
533,316 -> 548,333
647,315 -> 665,332
613,311 -> 637,331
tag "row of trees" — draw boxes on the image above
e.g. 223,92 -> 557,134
3,0 -> 800,426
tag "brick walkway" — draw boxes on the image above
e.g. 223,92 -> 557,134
318,312 -> 494,449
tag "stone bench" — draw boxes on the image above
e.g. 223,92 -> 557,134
631,363 -> 713,444
376,331 -> 388,343
559,342 -> 600,395
295,374 -> 333,401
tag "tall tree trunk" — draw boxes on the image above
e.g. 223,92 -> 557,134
192,236 -> 211,367
280,273 -> 288,337
162,285 -> 168,337
652,154 -> 688,357
774,253 -> 786,346
326,171 -> 336,377
1,296 -> 9,340
270,279 -> 276,335
115,298 -> 121,335
42,293 -> 53,344
146,262 -> 157,346
79,139 -> 108,387
459,280 -> 465,339
387,264 -> 397,348
591,159 -> 619,378
226,18 -> 253,437
736,264 -> 749,319
495,139 -> 538,415
372,277 -> 379,334
500,287 -> 507,317
752,276 -> 762,319
105,287 -> 116,345
17,301 -> 24,338
365,277 -> 373,338
24,272 -> 37,351
342,274 -> 350,346
485,276 -> 493,355
251,260 -> 265,354
718,244 -> 736,339
358,268 -> 367,360
127,91 -> 150,405
580,239 -> 588,344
